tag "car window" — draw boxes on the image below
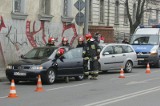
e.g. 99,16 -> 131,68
103,46 -> 114,54
114,46 -> 123,54
122,46 -> 134,53
63,48 -> 82,59
24,48 -> 56,59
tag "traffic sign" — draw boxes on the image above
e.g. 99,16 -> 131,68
75,12 -> 85,26
74,0 -> 85,11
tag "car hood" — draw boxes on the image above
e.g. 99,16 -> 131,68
10,59 -> 51,65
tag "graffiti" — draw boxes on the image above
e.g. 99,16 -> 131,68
0,16 -> 6,31
0,42 -> 6,66
5,26 -> 27,51
61,22 -> 78,46
26,21 -> 49,47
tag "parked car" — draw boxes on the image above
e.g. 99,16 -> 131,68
6,46 -> 84,84
98,43 -> 138,73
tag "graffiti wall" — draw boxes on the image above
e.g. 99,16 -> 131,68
0,16 -> 78,71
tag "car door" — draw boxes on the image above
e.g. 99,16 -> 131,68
113,45 -> 125,69
56,48 -> 83,76
99,45 -> 116,70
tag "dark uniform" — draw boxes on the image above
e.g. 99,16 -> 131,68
46,43 -> 55,46
76,43 -> 85,48
83,36 -> 100,80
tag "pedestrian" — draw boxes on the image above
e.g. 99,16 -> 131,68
46,37 -> 55,46
76,36 -> 85,48
100,34 -> 105,43
122,38 -> 129,44
93,32 -> 100,43
83,33 -> 101,80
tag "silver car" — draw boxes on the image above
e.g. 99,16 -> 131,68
98,43 -> 137,73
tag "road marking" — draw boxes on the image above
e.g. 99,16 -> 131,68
0,96 -> 7,99
84,86 -> 160,106
126,77 -> 160,85
46,83 -> 90,91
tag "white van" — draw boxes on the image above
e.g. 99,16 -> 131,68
130,25 -> 160,67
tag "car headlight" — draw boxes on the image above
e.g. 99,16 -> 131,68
150,46 -> 158,55
6,65 -> 12,69
31,66 -> 43,70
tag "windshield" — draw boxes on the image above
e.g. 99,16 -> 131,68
130,35 -> 159,45
24,48 -> 56,59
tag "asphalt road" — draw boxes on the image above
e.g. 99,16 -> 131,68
1,66 -> 160,106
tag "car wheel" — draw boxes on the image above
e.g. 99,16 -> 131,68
75,75 -> 84,81
124,61 -> 133,73
44,68 -> 56,84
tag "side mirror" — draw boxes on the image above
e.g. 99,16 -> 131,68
103,52 -> 109,55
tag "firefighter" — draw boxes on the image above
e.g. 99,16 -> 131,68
76,36 -> 85,48
46,37 -> 55,46
61,37 -> 71,47
83,33 -> 101,80
54,48 -> 65,60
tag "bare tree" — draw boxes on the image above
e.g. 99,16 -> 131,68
125,0 -> 146,35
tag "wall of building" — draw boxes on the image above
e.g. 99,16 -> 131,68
0,0 -> 83,71
90,0 -> 160,42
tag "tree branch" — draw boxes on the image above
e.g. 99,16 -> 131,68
125,0 -> 132,26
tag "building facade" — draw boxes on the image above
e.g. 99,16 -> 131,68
0,0 -> 84,71
89,0 -> 160,42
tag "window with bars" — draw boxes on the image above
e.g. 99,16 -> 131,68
124,5 -> 128,25
63,0 -> 69,17
40,0 -> 51,15
13,0 -> 25,13
100,0 -> 104,23
115,0 -> 119,24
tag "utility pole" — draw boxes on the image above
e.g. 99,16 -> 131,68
84,0 -> 89,35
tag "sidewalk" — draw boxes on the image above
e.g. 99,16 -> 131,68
0,71 -> 7,82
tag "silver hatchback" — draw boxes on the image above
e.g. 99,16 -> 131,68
99,43 -> 137,73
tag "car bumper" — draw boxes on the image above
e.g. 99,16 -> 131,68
137,55 -> 159,65
6,69 -> 47,81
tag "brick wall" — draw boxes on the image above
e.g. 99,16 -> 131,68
88,26 -> 115,43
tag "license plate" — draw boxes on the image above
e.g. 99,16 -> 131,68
14,72 -> 26,76
137,58 -> 144,60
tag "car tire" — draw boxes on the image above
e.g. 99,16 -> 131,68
44,68 -> 56,84
124,61 -> 133,73
75,75 -> 84,81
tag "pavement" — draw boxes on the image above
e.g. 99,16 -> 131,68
0,70 -> 7,82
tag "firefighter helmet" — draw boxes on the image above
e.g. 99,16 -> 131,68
78,36 -> 84,42
62,37 -> 68,42
48,37 -> 55,43
85,33 -> 92,41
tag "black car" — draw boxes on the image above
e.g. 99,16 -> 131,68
6,46 -> 84,84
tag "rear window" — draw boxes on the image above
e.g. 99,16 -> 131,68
122,46 -> 134,53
